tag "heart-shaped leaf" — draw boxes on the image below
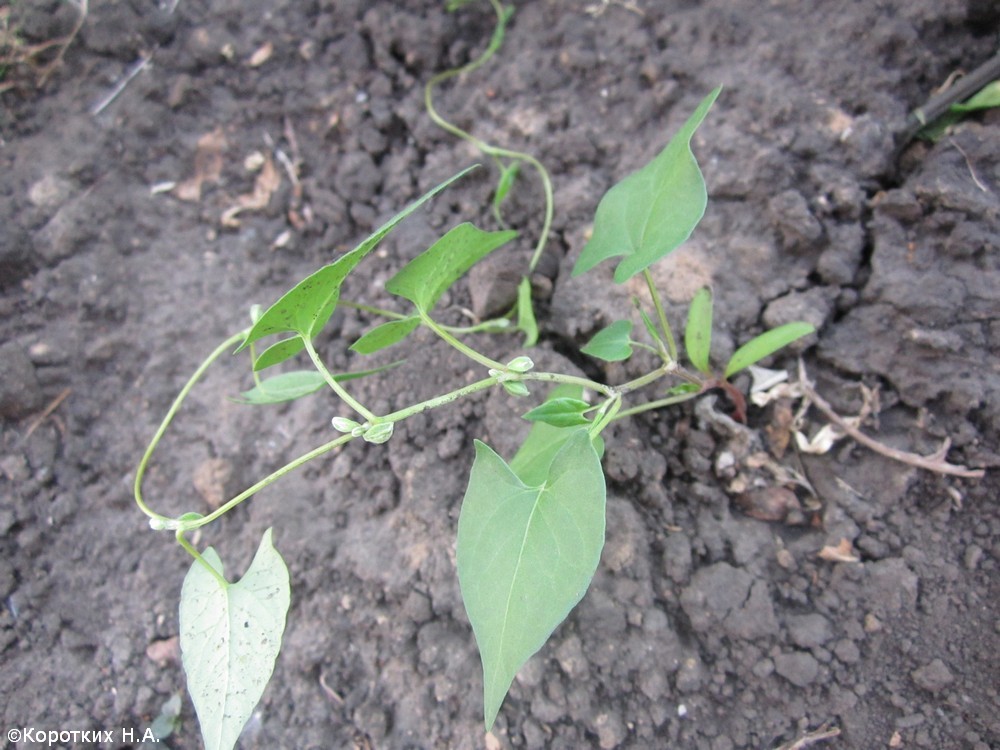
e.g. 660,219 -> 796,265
581,320 -> 633,362
573,87 -> 720,282
458,430 -> 606,730
350,317 -> 421,355
179,528 -> 291,750
385,222 -> 517,312
684,286 -> 714,374
724,321 -> 815,378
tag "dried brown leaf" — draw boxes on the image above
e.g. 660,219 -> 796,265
173,127 -> 226,202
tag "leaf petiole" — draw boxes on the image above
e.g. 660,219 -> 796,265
177,531 -> 229,588
643,268 -> 677,362
302,337 -> 377,422
420,310 -> 507,371
134,329 -> 249,526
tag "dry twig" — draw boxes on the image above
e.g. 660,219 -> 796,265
798,362 -> 985,479
23,388 -> 72,440
773,724 -> 841,750
0,0 -> 88,92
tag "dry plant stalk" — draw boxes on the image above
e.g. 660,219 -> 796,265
797,361 -> 985,479
0,0 -> 88,93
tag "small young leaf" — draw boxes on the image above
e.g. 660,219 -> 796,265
252,336 -> 306,372
573,87 -> 721,282
510,385 -> 585,485
638,306 -> 665,351
362,422 -> 394,444
505,356 -> 534,373
458,431 -> 606,730
581,320 -> 633,362
149,693 -> 183,741
179,528 -> 290,750
235,370 -> 326,404
501,380 -> 531,398
724,322 -> 815,379
684,286 -> 714,374
385,223 -> 517,312
516,276 -> 539,347
522,397 -> 591,428
349,317 -> 421,355
238,166 -> 477,351
331,416 -> 363,434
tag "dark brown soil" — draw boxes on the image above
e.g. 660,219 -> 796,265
1,1 -> 998,748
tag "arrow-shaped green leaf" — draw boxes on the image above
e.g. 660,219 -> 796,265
573,87 -> 720,282
385,222 -> 517,312
179,528 -> 291,750
458,430 -> 606,730
238,165 -> 477,367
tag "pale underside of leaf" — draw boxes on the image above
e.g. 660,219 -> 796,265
180,529 -> 290,750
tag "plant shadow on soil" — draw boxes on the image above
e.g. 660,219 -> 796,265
0,1 -> 998,748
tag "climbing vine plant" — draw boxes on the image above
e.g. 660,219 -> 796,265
135,7 -> 814,747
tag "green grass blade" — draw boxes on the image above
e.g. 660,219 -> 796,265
724,321 -> 815,379
457,431 -> 606,730
951,80 -> 1000,112
684,286 -> 714,374
572,87 -> 721,282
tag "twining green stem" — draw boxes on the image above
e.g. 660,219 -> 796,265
643,268 -> 677,362
134,330 -> 248,526
519,371 -> 616,398
303,337 -> 376,422
342,297 -> 511,335
382,375 -> 500,422
421,310 -> 507,370
425,0 -> 554,272
338,299 -> 410,321
614,391 -> 702,420
133,328 -> 358,530
589,394 -> 622,438
616,363 -> 677,395
191,433 -> 353,528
